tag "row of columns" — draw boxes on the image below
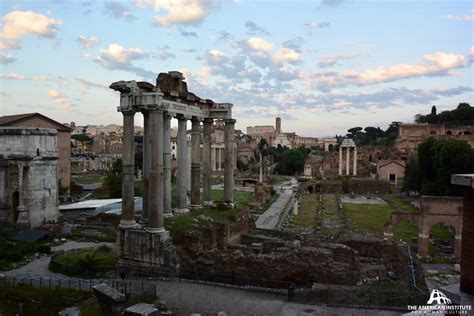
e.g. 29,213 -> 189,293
120,109 -> 235,231
338,146 -> 357,176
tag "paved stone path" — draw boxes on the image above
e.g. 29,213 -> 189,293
255,190 -> 293,229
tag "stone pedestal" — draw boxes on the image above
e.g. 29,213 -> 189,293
125,303 -> 158,316
117,228 -> 177,277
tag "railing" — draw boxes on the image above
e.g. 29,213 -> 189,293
0,275 -> 157,297
292,287 -> 461,311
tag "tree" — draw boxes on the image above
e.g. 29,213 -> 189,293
405,137 -> 474,196
257,138 -> 268,152
431,105 -> 437,116
274,148 -> 305,175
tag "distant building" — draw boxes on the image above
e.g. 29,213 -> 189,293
394,123 -> 474,158
0,127 -> 59,228
376,160 -> 406,186
0,113 -> 72,191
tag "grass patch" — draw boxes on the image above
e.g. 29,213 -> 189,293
69,227 -> 117,243
393,220 -> 419,243
292,193 -> 318,228
0,228 -> 51,271
382,195 -> 418,213
210,189 -> 252,208
50,246 -> 117,277
0,284 -> 90,316
344,203 -> 393,235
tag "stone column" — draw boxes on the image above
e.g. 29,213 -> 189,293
217,148 -> 222,170
353,147 -> 357,176
141,110 -> 150,222
224,119 -> 235,205
120,110 -> 137,228
418,233 -> 429,257
211,146 -> 216,171
202,118 -> 213,205
163,112 -> 172,217
148,110 -> 164,232
338,146 -> 342,176
345,147 -> 350,176
190,117 -> 201,208
176,115 -> 189,213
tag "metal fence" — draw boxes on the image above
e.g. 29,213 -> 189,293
291,287 -> 461,311
0,274 -> 157,297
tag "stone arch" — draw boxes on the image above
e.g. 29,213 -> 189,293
427,223 -> 456,258
384,212 -> 421,237
328,144 -> 334,151
384,196 -> 463,259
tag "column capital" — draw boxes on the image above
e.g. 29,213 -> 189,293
224,118 -> 236,124
163,111 -> 172,119
176,113 -> 191,121
121,109 -> 136,115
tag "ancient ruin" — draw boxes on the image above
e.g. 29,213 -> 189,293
0,127 -> 59,228
384,196 -> 463,257
338,139 -> 357,176
110,71 -> 236,274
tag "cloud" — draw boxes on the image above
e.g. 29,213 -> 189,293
0,72 -> 48,80
47,89 -> 73,111
77,35 -> 100,49
308,50 -> 469,88
0,53 -> 15,64
195,67 -> 212,78
441,14 -> 474,21
156,45 -> 176,59
0,10 -> 62,50
245,20 -> 271,36
216,31 -> 233,42
95,43 -> 154,79
272,48 -> 302,64
318,51 -> 364,68
320,0 -> 344,8
305,22 -> 330,29
282,37 -> 304,51
136,0 -> 218,27
179,27 -> 199,38
75,78 -> 109,93
104,2 -> 136,21
245,37 -> 273,53
205,49 -> 228,65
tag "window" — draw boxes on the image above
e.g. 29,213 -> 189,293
388,173 -> 396,184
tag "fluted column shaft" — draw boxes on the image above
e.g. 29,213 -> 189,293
142,110 -> 150,221
163,113 -> 172,216
353,147 -> 357,176
346,147 -> 350,176
203,118 -> 213,204
338,146 -> 343,176
176,115 -> 189,213
224,119 -> 235,204
120,111 -> 136,227
190,117 -> 201,207
148,110 -> 164,231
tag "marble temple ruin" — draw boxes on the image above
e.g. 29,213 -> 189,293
110,71 -> 235,274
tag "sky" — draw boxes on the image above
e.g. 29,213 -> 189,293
0,0 -> 472,137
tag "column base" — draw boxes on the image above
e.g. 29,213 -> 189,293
225,202 -> 235,209
174,208 -> 189,214
190,204 -> 201,209
146,228 -> 170,241
163,212 -> 174,218
203,201 -> 214,207
119,220 -> 140,229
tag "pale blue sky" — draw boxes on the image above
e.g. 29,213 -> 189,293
0,0 -> 472,136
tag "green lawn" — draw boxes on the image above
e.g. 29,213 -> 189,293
393,220 -> 419,243
344,203 -> 393,235
382,195 -> 419,213
49,246 -> 117,277
209,189 -> 252,208
292,193 -> 318,228
69,226 -> 117,243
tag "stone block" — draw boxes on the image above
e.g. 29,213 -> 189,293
59,307 -> 80,316
125,303 -> 158,316
92,283 -> 126,305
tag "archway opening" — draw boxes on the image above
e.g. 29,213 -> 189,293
12,191 -> 19,224
328,144 -> 334,151
393,220 -> 419,251
428,223 -> 455,262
